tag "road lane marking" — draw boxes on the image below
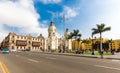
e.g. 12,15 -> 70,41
95,65 -> 120,71
0,62 -> 10,73
46,57 -> 56,60
111,60 -> 120,62
28,59 -> 39,63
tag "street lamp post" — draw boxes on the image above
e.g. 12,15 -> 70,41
61,14 -> 67,53
110,39 -> 112,54
91,34 -> 94,55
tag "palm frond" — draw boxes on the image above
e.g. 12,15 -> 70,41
68,32 -> 73,39
102,27 -> 111,32
78,34 -> 81,37
92,28 -> 97,31
77,38 -> 81,42
97,23 -> 105,32
70,29 -> 82,40
92,30 -> 99,35
92,23 -> 110,35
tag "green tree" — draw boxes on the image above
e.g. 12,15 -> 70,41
77,38 -> 81,50
69,29 -> 82,50
92,23 -> 111,58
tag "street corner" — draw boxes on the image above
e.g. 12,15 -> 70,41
0,61 -> 9,73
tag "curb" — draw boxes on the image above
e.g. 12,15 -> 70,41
39,52 -> 120,60
105,57 -> 120,60
41,52 -> 99,58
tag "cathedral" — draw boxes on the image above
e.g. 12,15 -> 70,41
45,21 -> 72,51
0,21 -> 72,52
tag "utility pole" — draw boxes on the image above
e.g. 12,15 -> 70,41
92,33 -> 94,55
61,14 -> 67,53
61,14 -> 66,34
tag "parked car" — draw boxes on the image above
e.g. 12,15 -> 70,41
2,48 -> 10,54
10,49 -> 17,52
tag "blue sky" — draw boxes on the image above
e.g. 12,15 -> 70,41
0,0 -> 120,42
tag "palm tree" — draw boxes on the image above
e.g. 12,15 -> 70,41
92,23 -> 111,58
69,29 -> 82,51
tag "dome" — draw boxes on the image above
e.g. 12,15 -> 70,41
48,21 -> 56,32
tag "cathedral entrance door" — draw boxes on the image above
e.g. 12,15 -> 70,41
48,46 -> 51,52
28,47 -> 31,51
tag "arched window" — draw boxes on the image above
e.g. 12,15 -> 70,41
12,41 -> 14,43
21,36 -> 23,39
12,46 -> 14,49
17,36 -> 19,38
53,33 -> 55,36
12,35 -> 14,38
29,41 -> 31,44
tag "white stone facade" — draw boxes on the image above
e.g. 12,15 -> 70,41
1,21 -> 72,51
45,21 -> 72,51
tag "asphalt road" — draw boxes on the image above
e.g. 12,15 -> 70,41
0,52 -> 120,73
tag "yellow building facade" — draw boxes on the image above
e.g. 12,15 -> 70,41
110,39 -> 120,51
71,38 -> 120,51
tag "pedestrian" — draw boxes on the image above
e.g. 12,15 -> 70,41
101,50 -> 104,58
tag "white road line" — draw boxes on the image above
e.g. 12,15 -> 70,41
111,60 -> 120,62
95,65 -> 120,71
28,59 -> 39,63
46,57 -> 56,60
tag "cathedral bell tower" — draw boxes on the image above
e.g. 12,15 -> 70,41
47,21 -> 58,50
48,21 -> 56,38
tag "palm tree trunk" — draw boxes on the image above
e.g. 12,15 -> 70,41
92,39 -> 94,55
100,32 -> 103,58
91,35 -> 94,55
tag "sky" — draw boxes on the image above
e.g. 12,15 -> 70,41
0,0 -> 120,42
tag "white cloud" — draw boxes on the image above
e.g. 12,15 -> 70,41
69,0 -> 120,40
0,0 -> 48,42
91,0 -> 120,40
0,0 -> 39,28
0,24 -> 8,42
0,0 -> 61,42
61,6 -> 77,19
39,0 -> 61,4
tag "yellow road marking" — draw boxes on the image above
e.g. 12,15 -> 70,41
0,62 -> 9,73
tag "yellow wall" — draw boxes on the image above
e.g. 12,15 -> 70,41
72,38 -> 120,51
72,40 -> 82,50
72,39 -> 92,50
109,40 -> 120,51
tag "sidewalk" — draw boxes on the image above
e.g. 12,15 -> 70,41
42,52 -> 120,60
104,53 -> 120,60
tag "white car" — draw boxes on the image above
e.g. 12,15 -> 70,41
10,49 -> 17,52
